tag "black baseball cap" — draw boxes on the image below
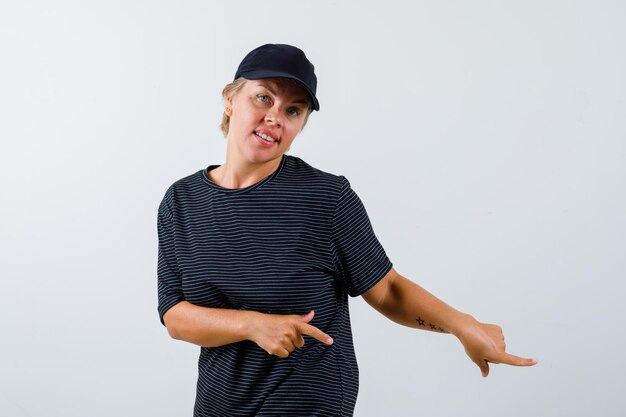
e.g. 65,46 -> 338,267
234,43 -> 320,111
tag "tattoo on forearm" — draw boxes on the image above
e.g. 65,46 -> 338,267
416,316 -> 449,333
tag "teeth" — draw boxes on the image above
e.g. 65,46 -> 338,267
256,132 -> 277,142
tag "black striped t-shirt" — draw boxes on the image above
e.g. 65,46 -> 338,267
157,154 -> 393,416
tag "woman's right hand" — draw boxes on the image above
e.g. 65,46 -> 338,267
248,310 -> 333,358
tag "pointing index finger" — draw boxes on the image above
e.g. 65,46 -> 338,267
298,323 -> 334,345
497,352 -> 539,367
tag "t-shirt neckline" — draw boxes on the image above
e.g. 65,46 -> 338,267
200,154 -> 287,194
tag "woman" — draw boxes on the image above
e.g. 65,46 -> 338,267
157,43 -> 537,416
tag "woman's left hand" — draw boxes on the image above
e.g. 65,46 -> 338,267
454,315 -> 538,377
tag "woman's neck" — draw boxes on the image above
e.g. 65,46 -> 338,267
209,154 -> 283,189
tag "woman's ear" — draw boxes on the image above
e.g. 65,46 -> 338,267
224,96 -> 232,116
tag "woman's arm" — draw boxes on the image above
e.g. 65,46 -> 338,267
163,302 -> 333,357
361,267 -> 538,377
163,301 -> 256,346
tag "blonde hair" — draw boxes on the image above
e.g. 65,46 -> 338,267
220,77 -> 314,137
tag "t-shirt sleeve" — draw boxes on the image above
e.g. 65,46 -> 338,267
156,195 -> 185,326
330,176 -> 393,297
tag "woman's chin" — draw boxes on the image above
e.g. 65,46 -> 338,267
239,150 -> 279,165
243,143 -> 283,163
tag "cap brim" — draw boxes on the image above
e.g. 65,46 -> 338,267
237,70 -> 320,111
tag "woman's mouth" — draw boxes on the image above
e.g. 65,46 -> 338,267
254,131 -> 278,144
255,131 -> 277,142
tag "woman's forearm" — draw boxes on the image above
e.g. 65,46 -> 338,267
364,270 -> 537,376
163,301 -> 259,347
163,301 -> 333,356
365,272 -> 475,336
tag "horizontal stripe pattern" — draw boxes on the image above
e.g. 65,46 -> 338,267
157,154 -> 393,416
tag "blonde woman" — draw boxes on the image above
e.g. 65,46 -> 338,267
157,43 -> 537,416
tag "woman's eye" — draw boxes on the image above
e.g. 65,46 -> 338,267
287,108 -> 300,117
256,94 -> 270,103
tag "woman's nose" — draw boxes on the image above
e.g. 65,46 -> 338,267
265,108 -> 282,126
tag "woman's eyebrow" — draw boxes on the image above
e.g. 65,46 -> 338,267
256,83 -> 277,95
291,98 -> 309,105
255,83 -> 308,105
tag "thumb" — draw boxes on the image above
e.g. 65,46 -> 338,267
301,310 -> 315,323
477,359 -> 489,378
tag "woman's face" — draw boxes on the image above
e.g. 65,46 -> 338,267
225,79 -> 310,165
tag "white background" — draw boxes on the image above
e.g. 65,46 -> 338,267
1,1 -> 625,416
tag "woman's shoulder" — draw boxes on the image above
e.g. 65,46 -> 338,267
283,154 -> 349,188
158,168 -> 207,210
